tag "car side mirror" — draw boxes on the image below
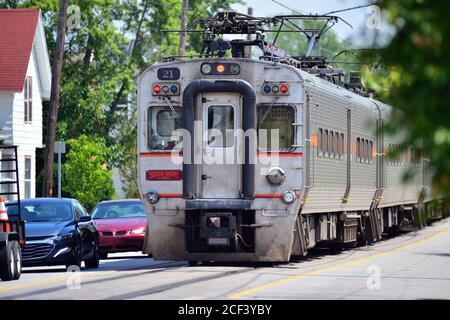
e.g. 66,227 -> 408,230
78,215 -> 92,223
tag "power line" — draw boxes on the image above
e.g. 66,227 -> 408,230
267,0 -> 365,49
269,0 -> 303,15
322,3 -> 376,16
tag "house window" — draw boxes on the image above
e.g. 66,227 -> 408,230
24,77 -> 32,123
24,156 -> 31,199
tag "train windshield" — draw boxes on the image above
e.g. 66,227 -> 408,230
148,106 -> 182,150
257,104 -> 295,150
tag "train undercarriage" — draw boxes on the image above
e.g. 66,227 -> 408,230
174,200 -> 448,264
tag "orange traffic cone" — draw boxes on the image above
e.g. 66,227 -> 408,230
0,198 -> 10,232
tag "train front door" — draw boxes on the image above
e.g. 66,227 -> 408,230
201,93 -> 241,199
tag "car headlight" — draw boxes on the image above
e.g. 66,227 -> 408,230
53,233 -> 74,241
130,227 -> 146,235
281,191 -> 297,204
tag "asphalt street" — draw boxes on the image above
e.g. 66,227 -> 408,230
1,217 -> 450,300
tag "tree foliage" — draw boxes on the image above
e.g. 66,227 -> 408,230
362,0 -> 450,199
63,135 -> 115,210
0,0 -> 239,202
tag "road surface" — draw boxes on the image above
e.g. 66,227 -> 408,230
1,217 -> 450,300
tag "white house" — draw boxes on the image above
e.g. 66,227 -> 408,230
0,8 -> 52,199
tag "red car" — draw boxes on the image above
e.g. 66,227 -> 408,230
91,199 -> 147,259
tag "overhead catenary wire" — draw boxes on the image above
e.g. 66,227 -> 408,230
267,0 -> 366,50
322,3 -> 377,16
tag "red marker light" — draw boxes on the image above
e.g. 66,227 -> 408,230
216,64 -> 225,73
280,84 -> 289,93
153,85 -> 161,93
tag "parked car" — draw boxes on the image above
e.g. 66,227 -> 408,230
6,198 -> 99,270
91,199 -> 147,259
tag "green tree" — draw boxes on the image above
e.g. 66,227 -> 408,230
116,105 -> 140,199
63,135 -> 116,210
362,0 -> 450,200
1,0 -> 240,200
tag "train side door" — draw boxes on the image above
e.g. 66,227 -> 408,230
201,93 -> 241,199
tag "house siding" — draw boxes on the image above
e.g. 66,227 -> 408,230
10,48 -> 43,199
0,92 -> 14,142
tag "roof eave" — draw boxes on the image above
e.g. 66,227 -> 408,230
33,10 -> 52,100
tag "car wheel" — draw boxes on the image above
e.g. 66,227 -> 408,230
67,242 -> 82,270
188,260 -> 198,266
12,241 -> 21,280
99,252 -> 108,260
85,242 -> 100,269
0,241 -> 16,281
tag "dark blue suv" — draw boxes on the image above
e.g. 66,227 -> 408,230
6,198 -> 99,270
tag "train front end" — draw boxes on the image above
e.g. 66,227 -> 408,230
137,58 -> 305,262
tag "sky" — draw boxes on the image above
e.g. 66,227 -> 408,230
231,0 -> 393,48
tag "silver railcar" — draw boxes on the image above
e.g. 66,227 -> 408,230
137,57 -> 433,262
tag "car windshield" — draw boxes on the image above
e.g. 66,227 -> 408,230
91,202 -> 145,219
6,202 -> 73,222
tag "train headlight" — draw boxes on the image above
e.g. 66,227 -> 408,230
281,191 -> 296,204
266,167 -> 286,185
147,190 -> 160,204
216,64 -> 226,73
201,63 -> 212,74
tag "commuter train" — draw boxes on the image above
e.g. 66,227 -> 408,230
137,12 -> 441,263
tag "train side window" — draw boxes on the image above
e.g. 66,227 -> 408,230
257,105 -> 295,150
364,139 -> 369,163
367,140 -> 370,163
324,130 -> 329,157
387,144 -> 391,165
328,130 -> 333,158
356,137 -> 360,163
369,140 -> 373,163
317,128 -> 323,157
332,131 -> 337,159
339,133 -> 345,160
360,138 -> 364,163
148,106 -> 182,150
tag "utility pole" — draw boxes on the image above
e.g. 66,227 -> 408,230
42,0 -> 68,197
178,0 -> 189,56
